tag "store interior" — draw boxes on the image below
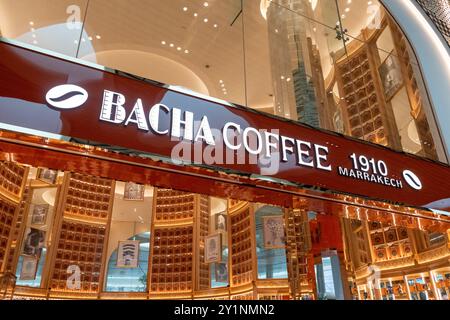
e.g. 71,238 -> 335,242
0,134 -> 449,300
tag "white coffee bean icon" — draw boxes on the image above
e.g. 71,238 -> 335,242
402,169 -> 422,190
45,84 -> 88,109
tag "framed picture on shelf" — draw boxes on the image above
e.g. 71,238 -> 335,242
214,212 -> 227,232
22,227 -> 45,257
215,263 -> 228,283
19,255 -> 38,280
117,240 -> 140,268
37,168 -> 58,184
379,52 -> 404,101
31,204 -> 49,225
205,233 -> 221,263
262,216 -> 285,249
123,182 -> 145,201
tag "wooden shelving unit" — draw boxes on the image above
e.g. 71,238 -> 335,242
150,188 -> 197,294
335,45 -> 391,146
368,222 -> 412,262
64,173 -> 112,223
284,208 -> 313,299
229,202 -> 254,287
150,226 -> 193,292
51,220 -> 105,292
0,161 -> 28,272
0,161 -> 27,203
49,173 -> 114,295
154,189 -> 195,222
4,187 -> 30,272
197,195 -> 210,290
0,197 -> 16,270
387,18 -> 439,160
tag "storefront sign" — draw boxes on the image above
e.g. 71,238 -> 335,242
0,41 -> 449,209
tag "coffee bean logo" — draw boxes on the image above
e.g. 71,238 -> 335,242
45,84 -> 88,109
402,169 -> 422,190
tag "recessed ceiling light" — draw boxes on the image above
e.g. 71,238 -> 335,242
30,27 -> 35,32
177,47 -> 181,51
194,12 -> 198,17
286,78 -> 291,82
170,43 -> 174,47
29,21 -> 34,26
213,24 -> 218,28
203,2 -> 209,7
203,18 -> 208,23
345,7 -> 350,12
96,35 -> 101,39
161,40 -> 166,45
341,14 -> 346,19
88,36 -> 93,41
184,49 -> 189,54
183,7 -> 188,11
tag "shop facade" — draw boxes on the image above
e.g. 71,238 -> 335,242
0,0 -> 449,300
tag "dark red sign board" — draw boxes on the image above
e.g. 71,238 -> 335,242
0,41 -> 449,211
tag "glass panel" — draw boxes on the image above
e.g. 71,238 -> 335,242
0,154 -> 449,300
255,205 -> 287,279
77,0 -> 246,105
15,168 -> 61,287
104,182 -> 152,292
243,0 -> 347,125
242,0 -> 445,162
336,0 -> 445,161
0,0 -> 88,57
209,197 -> 229,289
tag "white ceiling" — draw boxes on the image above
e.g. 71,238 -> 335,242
0,0 -> 388,113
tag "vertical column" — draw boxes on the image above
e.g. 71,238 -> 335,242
47,172 -> 114,298
284,203 -> 314,300
403,274 -> 412,300
195,195 -> 210,291
0,161 -> 28,273
429,270 -> 441,300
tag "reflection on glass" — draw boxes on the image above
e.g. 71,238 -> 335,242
245,0 -> 445,162
209,197 -> 229,288
15,181 -> 59,288
341,216 -> 450,301
0,0 -> 88,57
104,182 -> 153,292
0,0 -> 445,162
255,205 -> 287,280
15,248 -> 47,287
105,232 -> 150,292
78,0 -> 245,105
